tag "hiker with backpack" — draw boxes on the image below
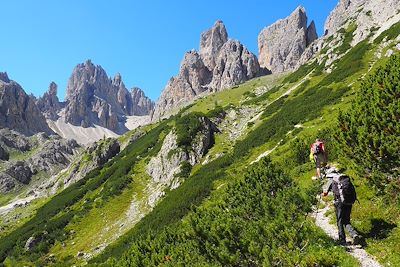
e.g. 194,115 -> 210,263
322,172 -> 363,246
310,138 -> 327,180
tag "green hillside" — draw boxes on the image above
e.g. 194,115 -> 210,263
1,21 -> 399,267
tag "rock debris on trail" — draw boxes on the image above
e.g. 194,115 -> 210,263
313,166 -> 382,267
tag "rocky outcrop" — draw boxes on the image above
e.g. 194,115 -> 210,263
146,116 -> 217,188
0,173 -> 14,192
63,138 -> 120,187
29,138 -> 79,173
324,0 -> 400,45
153,21 -> 261,119
5,161 -> 32,184
210,40 -> 260,91
24,232 -> 48,251
87,138 -> 120,166
324,0 -> 366,36
0,128 -> 31,151
64,60 -> 153,132
131,87 -> 154,116
258,6 -> 318,73
0,129 -> 80,193
0,145 -> 8,161
36,82 -> 63,120
0,73 -> 54,136
297,0 -> 400,69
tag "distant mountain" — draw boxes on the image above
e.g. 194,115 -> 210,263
0,72 -> 54,136
0,0 -> 399,265
258,6 -> 318,73
63,60 -> 153,132
36,81 -> 64,120
152,20 -> 262,119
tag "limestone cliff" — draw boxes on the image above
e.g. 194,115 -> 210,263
258,6 -> 318,73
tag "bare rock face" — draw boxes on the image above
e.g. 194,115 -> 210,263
131,87 -> 154,116
0,73 -> 54,136
64,60 -> 153,132
36,82 -> 63,120
298,0 -> 400,70
146,116 -> 217,188
324,0 -> 366,36
0,173 -> 14,192
211,40 -> 260,91
307,21 -> 318,46
63,138 -> 120,187
324,0 -> 400,45
199,20 -> 228,70
64,60 -> 124,130
5,161 -> 32,184
113,73 -> 133,115
153,51 -> 212,117
258,6 -> 318,73
153,21 -> 261,119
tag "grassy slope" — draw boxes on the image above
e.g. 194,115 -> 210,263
92,23 -> 400,266
2,22 -> 399,266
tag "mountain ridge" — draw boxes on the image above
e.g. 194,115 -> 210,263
0,1 -> 399,265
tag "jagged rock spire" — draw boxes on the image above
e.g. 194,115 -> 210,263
258,6 -> 318,73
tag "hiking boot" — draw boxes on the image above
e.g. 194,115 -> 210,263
312,176 -> 319,181
336,239 -> 347,246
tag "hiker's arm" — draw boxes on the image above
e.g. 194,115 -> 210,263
322,179 -> 333,195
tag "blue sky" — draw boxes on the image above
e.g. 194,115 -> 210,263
0,0 -> 337,101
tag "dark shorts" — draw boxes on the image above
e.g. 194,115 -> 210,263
314,153 -> 325,168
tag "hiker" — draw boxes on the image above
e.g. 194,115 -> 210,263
322,173 -> 362,246
310,138 -> 327,179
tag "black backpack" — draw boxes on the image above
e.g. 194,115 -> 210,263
313,142 -> 323,155
332,175 -> 357,205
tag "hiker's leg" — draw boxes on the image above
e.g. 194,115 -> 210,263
335,203 -> 346,242
315,155 -> 322,178
317,167 -> 321,178
342,205 -> 359,238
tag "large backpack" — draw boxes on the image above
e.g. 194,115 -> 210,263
313,142 -> 324,155
332,175 -> 357,205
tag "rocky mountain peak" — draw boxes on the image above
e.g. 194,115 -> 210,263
48,82 -> 58,96
0,76 -> 54,136
258,5 -> 318,73
36,82 -> 63,120
306,20 -> 318,46
0,72 -> 10,83
63,60 -> 154,131
199,20 -> 228,69
112,72 -> 123,87
66,59 -> 109,100
153,21 -> 261,119
131,87 -> 154,116
36,82 -> 62,120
